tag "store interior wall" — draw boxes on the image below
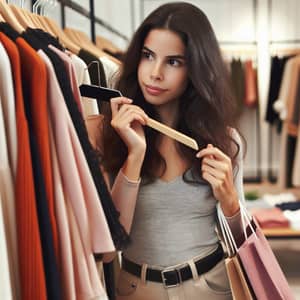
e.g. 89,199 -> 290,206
21,0 -> 300,180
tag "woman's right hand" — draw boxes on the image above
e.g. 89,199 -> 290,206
110,97 -> 148,157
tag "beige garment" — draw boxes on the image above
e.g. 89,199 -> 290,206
100,56 -> 120,88
116,259 -> 232,300
293,125 -> 300,186
49,121 -> 76,300
276,56 -> 300,188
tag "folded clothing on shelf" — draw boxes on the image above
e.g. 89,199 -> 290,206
276,201 -> 300,211
252,207 -> 290,229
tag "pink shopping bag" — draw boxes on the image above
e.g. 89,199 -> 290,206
238,219 -> 295,300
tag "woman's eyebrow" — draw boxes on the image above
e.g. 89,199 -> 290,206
142,46 -> 185,59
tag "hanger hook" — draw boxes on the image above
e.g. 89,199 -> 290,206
85,61 -> 101,87
33,0 -> 42,13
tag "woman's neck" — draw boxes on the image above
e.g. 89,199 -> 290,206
155,99 -> 179,127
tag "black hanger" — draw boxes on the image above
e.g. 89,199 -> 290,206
79,84 -> 122,103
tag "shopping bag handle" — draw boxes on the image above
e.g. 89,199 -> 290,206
217,201 -> 257,255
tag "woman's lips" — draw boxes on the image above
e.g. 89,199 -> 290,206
145,84 -> 167,96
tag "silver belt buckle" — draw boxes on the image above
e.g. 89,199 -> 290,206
161,268 -> 182,288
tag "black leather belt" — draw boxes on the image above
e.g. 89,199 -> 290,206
122,244 -> 224,288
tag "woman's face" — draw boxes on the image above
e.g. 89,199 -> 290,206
137,29 -> 189,109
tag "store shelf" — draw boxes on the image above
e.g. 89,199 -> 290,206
263,228 -> 300,239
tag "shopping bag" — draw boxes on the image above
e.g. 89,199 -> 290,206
218,202 -> 295,300
225,256 -> 254,300
218,204 -> 255,300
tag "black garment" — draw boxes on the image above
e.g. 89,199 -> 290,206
103,262 -> 116,300
286,135 -> 297,188
23,28 -> 130,250
28,133 -> 63,300
265,56 -> 292,131
29,27 -> 65,51
103,48 -> 124,62
0,23 -> 62,300
78,48 -> 107,87
230,58 -> 245,118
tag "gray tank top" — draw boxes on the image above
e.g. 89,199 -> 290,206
123,169 -> 220,267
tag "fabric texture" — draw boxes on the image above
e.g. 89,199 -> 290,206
0,24 -> 48,300
0,38 -> 20,300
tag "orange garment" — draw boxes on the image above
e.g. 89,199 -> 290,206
0,33 -> 47,300
18,39 -> 59,260
244,60 -> 258,108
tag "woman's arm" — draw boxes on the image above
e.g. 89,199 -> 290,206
196,128 -> 245,239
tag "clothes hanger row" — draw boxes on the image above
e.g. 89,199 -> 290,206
63,27 -> 121,65
79,84 -> 199,151
0,0 -> 121,64
0,0 -> 83,54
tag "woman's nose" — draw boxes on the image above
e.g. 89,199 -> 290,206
150,62 -> 163,81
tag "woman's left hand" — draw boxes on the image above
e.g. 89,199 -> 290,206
196,144 -> 240,217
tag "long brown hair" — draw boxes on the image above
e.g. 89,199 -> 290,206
101,2 -> 244,180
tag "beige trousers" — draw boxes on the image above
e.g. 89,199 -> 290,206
116,259 -> 232,300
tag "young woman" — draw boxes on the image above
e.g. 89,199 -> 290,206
101,2 -> 245,299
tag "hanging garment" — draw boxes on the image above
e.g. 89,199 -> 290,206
230,58 -> 245,117
100,56 -> 120,88
16,36 -> 62,300
244,59 -> 258,108
49,45 -> 84,115
0,79 -> 14,300
0,24 -> 47,300
266,56 -> 291,130
0,42 -> 17,178
0,40 -> 20,300
48,119 -> 76,300
275,55 -> 300,188
38,49 -> 112,299
69,51 -> 99,117
43,44 -> 129,250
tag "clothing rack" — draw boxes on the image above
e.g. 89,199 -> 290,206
267,0 -> 300,182
267,39 -> 300,183
31,0 -> 129,43
219,39 -> 262,183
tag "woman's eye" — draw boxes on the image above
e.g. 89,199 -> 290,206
142,51 -> 153,60
168,58 -> 181,67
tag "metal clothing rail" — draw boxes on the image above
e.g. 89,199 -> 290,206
270,39 -> 300,44
58,0 -> 129,42
32,0 -> 128,42
218,41 -> 257,45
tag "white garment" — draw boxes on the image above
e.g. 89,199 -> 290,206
0,43 -> 20,300
0,94 -> 13,300
0,43 -> 17,178
70,53 -> 99,117
261,192 -> 297,206
283,210 -> 300,230
100,56 -> 120,88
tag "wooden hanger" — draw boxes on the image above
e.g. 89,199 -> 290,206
64,27 -> 121,65
96,35 -> 121,53
9,4 -> 35,28
0,0 -> 25,33
270,46 -> 300,57
42,18 -> 80,55
0,11 -> 5,22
